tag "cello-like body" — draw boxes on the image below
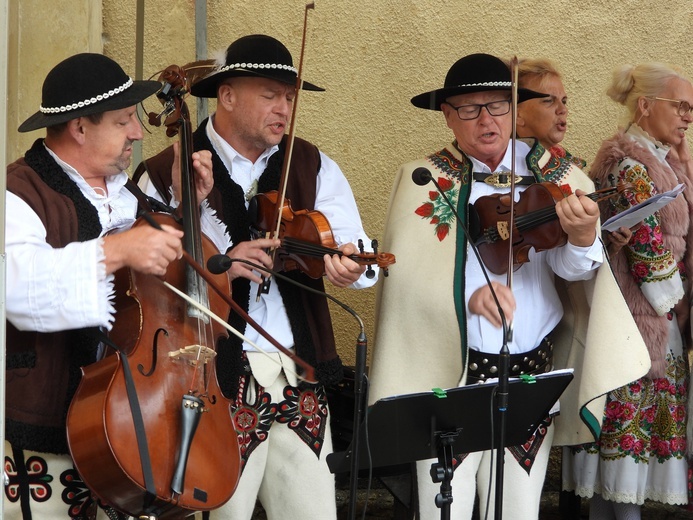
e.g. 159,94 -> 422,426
66,214 -> 240,518
67,64 -> 240,519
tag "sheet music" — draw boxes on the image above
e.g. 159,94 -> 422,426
601,184 -> 685,232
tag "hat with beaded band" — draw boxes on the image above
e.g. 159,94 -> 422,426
18,53 -> 161,133
411,53 -> 548,111
190,34 -> 324,98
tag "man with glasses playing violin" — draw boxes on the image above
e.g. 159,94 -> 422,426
369,53 -> 650,519
135,34 -> 377,520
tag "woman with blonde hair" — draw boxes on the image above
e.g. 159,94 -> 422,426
516,58 -> 586,168
563,61 -> 693,518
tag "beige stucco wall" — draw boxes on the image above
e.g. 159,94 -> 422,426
7,0 -> 102,159
7,0 -> 693,365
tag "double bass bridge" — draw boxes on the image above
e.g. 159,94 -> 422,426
168,345 -> 217,366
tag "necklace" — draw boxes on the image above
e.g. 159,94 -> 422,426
245,179 -> 259,201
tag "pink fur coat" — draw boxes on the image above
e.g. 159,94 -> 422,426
590,130 -> 693,378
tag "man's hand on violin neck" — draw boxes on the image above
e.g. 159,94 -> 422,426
324,242 -> 366,288
227,238 -> 280,283
556,190 -> 599,247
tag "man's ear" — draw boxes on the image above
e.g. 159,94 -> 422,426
67,118 -> 87,145
217,83 -> 235,111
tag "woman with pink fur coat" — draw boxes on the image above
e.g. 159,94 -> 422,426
563,62 -> 693,519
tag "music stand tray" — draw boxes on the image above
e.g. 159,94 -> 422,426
327,370 -> 573,473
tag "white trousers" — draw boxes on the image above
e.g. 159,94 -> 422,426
3,441 -> 123,520
416,421 -> 554,520
207,371 -> 337,520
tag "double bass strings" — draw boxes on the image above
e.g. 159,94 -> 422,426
162,280 -> 311,384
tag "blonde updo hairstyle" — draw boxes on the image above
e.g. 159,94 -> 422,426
517,58 -> 562,91
606,62 -> 687,121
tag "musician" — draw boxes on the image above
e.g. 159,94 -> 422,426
515,58 -> 633,258
5,53 -> 225,519
368,53 -> 650,519
135,34 -> 377,520
516,58 -> 585,168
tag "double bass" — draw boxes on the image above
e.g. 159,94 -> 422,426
66,66 -> 240,519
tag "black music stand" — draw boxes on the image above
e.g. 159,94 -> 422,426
327,370 -> 573,520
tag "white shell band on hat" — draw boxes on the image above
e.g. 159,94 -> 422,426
216,62 -> 298,74
39,78 -> 134,114
456,81 -> 512,88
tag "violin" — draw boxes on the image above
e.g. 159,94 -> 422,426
252,4 -> 394,297
469,181 -> 630,275
66,65 -> 240,519
250,191 -> 395,279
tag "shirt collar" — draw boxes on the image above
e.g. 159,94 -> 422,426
465,139 -> 532,176
626,122 -> 671,163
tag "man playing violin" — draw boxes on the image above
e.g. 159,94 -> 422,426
135,34 -> 377,520
368,53 -> 650,519
5,53 -> 225,519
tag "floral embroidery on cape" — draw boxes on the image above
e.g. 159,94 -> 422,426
414,149 -> 467,242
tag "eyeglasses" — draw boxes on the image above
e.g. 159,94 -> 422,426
444,99 -> 511,120
648,97 -> 693,117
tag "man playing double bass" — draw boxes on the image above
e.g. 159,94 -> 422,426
5,53 -> 226,519
368,53 -> 650,519
136,34 -> 377,520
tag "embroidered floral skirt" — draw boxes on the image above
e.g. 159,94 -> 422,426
564,322 -> 689,506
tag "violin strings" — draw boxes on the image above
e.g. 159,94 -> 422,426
282,237 -> 343,257
486,186 -> 622,245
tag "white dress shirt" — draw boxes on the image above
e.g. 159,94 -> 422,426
464,141 -> 603,355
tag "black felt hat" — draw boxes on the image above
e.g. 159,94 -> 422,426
411,53 -> 548,111
18,53 -> 161,133
190,34 -> 324,98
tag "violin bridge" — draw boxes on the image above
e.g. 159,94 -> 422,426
496,221 -> 510,241
168,345 -> 217,365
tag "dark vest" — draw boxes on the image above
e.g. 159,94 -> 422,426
134,120 -> 343,396
6,139 -> 105,454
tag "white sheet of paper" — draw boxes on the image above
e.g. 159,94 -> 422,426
601,183 -> 685,232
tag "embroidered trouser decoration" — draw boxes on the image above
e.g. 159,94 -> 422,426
507,416 -> 553,475
231,371 -> 329,469
276,384 -> 329,458
232,372 -> 278,471
451,416 -> 553,475
4,444 -> 126,519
